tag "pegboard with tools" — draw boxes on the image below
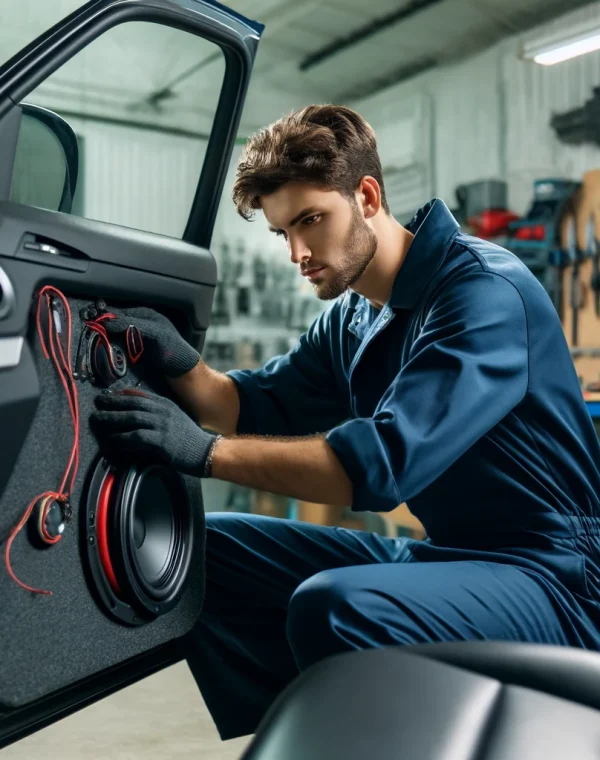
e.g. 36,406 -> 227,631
557,170 -> 600,392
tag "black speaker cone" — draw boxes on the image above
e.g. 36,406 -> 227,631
85,457 -> 194,625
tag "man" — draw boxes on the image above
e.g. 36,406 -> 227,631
92,105 -> 600,740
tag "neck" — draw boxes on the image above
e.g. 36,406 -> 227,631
352,213 -> 414,309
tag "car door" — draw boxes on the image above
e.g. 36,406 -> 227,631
0,0 -> 262,749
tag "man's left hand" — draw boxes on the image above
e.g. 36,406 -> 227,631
91,390 -> 217,476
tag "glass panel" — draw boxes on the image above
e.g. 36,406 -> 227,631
12,20 -> 225,237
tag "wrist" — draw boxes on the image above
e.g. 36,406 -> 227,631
202,434 -> 223,478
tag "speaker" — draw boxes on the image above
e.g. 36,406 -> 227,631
0,295 -> 206,709
89,332 -> 128,386
85,457 -> 194,626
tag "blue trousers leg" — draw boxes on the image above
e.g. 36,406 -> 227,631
285,560 -> 582,671
184,512 -> 414,739
183,513 -> 588,740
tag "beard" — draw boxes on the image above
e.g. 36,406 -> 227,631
313,202 -> 378,301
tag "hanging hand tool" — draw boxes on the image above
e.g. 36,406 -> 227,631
566,216 -> 583,346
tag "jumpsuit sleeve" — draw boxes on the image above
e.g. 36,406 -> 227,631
227,304 -> 351,436
325,272 -> 530,512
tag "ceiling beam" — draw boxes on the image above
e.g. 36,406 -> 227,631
337,57 -> 437,102
55,108 -> 254,143
299,0 -> 446,71
319,0 -> 372,19
465,0 -> 522,34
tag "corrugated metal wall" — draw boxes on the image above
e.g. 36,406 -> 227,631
212,144 -> 284,258
68,118 -> 206,239
353,45 -> 503,214
54,119 -> 292,270
353,1 -> 600,216
503,2 -> 600,213
356,93 -> 434,222
64,120 -> 303,264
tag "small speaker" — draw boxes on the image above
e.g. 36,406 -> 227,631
89,333 -> 127,387
85,457 -> 194,626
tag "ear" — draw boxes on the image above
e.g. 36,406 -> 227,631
357,176 -> 381,219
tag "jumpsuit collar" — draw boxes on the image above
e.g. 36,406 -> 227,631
389,199 -> 460,310
346,198 -> 460,334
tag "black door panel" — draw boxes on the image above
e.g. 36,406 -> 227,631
0,289 -> 207,700
0,201 -> 217,336
0,203 -> 217,743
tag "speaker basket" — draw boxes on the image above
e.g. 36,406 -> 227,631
85,457 -> 194,626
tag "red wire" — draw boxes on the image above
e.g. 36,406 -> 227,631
46,298 -> 79,496
5,286 -> 81,595
6,299 -> 145,594
84,322 -> 120,375
4,492 -> 57,595
96,470 -> 121,596
84,312 -> 137,374
86,313 -> 143,366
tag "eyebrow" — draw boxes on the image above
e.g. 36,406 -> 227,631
268,207 -> 320,234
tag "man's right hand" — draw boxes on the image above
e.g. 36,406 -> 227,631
103,307 -> 200,378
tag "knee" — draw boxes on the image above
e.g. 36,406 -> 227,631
288,570 -> 352,619
286,571 -> 356,670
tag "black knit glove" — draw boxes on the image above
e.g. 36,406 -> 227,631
91,390 -> 218,476
103,307 -> 200,378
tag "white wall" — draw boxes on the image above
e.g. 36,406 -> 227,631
502,3 -> 600,213
67,122 -> 287,276
212,144 -> 286,257
63,117 -> 288,267
352,1 -> 600,216
68,118 -> 206,239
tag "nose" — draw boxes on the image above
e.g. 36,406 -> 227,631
288,236 -> 310,266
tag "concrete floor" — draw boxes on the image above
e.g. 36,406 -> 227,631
2,662 -> 252,760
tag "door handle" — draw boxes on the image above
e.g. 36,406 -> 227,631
17,234 -> 89,272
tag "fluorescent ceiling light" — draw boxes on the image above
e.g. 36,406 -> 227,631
534,32 -> 600,65
523,22 -> 600,66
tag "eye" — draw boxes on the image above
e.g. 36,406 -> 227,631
302,214 -> 320,226
275,229 -> 288,240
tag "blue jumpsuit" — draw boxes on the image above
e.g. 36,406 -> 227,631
184,199 -> 600,740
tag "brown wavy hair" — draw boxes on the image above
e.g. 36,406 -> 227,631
232,104 -> 390,221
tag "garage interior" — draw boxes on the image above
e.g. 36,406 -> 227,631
3,0 -> 600,756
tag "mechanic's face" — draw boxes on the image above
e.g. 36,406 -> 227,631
262,182 -> 378,300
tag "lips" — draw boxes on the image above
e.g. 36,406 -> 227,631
302,266 -> 326,279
